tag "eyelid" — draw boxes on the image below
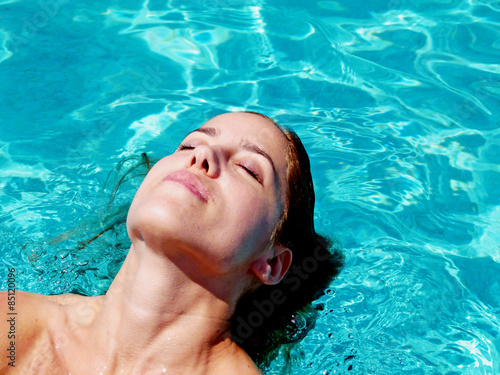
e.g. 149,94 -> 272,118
177,134 -> 206,151
177,143 -> 195,151
237,160 -> 263,184
177,138 -> 201,150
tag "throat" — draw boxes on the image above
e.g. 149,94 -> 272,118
72,243 -> 241,373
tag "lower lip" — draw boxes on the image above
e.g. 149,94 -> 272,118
164,177 -> 208,202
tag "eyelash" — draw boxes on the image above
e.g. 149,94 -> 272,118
178,143 -> 195,151
178,143 -> 261,182
239,164 -> 260,181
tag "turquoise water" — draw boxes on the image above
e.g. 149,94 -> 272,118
1,0 -> 499,373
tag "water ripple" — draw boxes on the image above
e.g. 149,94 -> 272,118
1,0 -> 499,374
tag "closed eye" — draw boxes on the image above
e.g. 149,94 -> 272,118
239,164 -> 261,182
177,143 -> 195,151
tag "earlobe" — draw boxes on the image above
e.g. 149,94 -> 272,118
250,245 -> 292,285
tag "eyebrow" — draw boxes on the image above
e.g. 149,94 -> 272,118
189,127 -> 220,137
240,141 -> 276,172
189,127 -> 276,172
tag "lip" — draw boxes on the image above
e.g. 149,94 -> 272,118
163,170 -> 211,202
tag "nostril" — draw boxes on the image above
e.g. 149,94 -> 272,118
202,159 -> 209,171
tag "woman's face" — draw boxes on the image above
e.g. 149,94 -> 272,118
127,112 -> 289,276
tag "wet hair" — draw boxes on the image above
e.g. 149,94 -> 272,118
231,113 -> 344,367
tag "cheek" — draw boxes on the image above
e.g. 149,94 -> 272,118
222,183 -> 279,246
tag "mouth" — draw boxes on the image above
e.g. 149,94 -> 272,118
163,171 -> 211,202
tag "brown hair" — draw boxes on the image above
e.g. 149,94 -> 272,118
231,112 -> 344,367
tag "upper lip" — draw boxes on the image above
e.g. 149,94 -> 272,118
163,170 -> 211,202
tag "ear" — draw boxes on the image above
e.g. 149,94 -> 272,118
250,244 -> 292,285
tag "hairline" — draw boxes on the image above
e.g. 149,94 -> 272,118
242,111 -> 294,247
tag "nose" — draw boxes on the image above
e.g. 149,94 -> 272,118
189,145 -> 221,178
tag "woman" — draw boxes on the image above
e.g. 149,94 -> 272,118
1,112 -> 343,374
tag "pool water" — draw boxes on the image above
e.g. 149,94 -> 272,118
1,0 -> 499,373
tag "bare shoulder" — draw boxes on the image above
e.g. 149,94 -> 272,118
0,290 -> 60,324
232,356 -> 263,375
9,291 -> 104,332
228,354 -> 263,374
0,290 -> 86,319
0,290 -> 93,373
211,342 -> 263,375
0,291 -> 56,372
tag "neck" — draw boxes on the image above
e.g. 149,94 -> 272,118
83,242 -> 247,373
